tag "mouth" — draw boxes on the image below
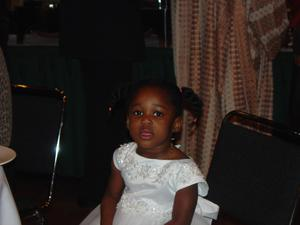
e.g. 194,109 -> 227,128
139,128 -> 153,140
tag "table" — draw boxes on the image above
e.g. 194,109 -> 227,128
0,166 -> 21,225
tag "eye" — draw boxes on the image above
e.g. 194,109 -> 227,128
153,111 -> 163,117
132,110 -> 143,116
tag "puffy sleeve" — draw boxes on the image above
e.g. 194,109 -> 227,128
113,142 -> 136,170
171,160 -> 219,220
170,160 -> 209,197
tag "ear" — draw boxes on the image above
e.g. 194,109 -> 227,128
172,117 -> 183,133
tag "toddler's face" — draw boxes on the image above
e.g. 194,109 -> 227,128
127,86 -> 180,151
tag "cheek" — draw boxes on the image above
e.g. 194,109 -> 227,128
128,123 -> 140,140
127,120 -> 139,131
155,121 -> 172,133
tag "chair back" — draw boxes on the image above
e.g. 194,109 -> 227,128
207,110 -> 300,225
9,84 -> 66,209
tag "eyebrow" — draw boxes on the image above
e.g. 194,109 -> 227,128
130,103 -> 167,109
152,104 -> 167,109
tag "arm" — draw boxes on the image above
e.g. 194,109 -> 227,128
100,161 -> 125,225
164,184 -> 198,225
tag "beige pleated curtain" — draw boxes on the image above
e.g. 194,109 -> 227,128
171,0 -> 289,176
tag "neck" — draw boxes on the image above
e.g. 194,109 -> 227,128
137,144 -> 175,159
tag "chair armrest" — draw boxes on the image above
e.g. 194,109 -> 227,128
212,210 -> 246,225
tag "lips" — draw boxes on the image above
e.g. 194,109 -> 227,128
139,128 -> 153,140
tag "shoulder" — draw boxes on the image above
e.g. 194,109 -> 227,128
175,159 -> 203,178
169,147 -> 189,160
114,142 -> 136,156
113,142 -> 137,169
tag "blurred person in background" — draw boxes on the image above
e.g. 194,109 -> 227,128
59,0 -> 145,207
0,0 -> 10,56
0,47 -> 12,147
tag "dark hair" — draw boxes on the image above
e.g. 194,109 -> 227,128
109,79 -> 203,124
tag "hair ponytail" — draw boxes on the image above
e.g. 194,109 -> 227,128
108,83 -> 131,115
181,87 -> 203,126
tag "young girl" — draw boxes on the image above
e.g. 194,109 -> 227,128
80,80 -> 219,225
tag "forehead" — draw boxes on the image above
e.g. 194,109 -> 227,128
131,86 -> 171,105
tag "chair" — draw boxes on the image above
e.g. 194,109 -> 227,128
206,110 -> 300,225
7,84 -> 66,224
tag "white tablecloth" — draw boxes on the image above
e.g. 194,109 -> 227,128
0,166 -> 21,225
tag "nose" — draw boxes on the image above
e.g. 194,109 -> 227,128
141,115 -> 152,124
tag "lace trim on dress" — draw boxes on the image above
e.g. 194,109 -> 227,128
117,194 -> 171,223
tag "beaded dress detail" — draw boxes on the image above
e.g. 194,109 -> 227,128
80,142 -> 219,225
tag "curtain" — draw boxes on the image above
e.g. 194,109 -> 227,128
172,0 -> 289,176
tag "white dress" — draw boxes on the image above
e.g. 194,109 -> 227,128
80,142 -> 219,225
